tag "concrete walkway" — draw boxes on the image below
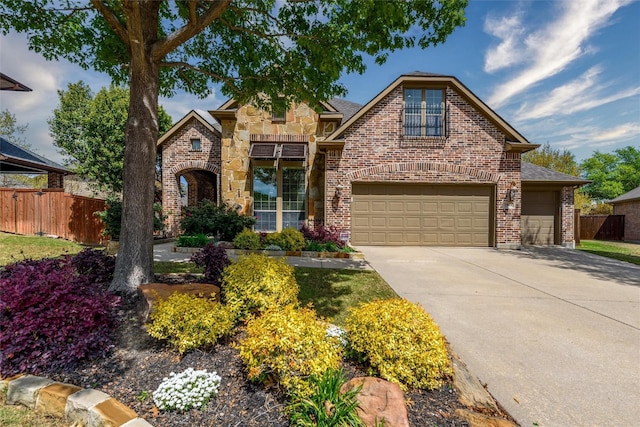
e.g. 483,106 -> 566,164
358,246 -> 640,427
152,241 -> 372,270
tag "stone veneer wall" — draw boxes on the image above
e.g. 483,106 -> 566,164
219,103 -> 329,227
325,85 -> 523,248
613,200 -> 640,241
160,118 -> 221,236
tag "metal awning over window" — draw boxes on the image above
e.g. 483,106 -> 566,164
249,143 -> 307,160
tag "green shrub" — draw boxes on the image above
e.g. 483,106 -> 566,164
232,228 -> 262,250
146,293 -> 235,354
221,254 -> 299,320
237,305 -> 342,396
345,298 -> 452,390
180,200 -> 255,240
275,228 -> 306,251
176,233 -> 210,247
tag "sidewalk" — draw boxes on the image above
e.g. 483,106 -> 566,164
152,241 -> 372,270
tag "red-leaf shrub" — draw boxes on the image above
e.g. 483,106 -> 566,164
71,248 -> 116,290
300,224 -> 345,248
190,243 -> 231,285
0,257 -> 121,376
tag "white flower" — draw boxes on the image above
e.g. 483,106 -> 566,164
152,368 -> 222,412
326,324 -> 348,348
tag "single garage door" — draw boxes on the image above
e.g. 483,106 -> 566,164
351,183 -> 492,246
521,190 -> 558,245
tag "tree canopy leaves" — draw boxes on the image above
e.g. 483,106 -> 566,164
522,142 -> 580,176
580,146 -> 640,202
48,81 -> 172,193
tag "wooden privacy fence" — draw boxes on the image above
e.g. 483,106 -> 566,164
0,188 -> 106,245
579,214 -> 625,241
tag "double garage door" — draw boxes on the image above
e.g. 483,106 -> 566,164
351,183 -> 492,246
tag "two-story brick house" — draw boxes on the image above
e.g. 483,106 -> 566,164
158,72 -> 587,248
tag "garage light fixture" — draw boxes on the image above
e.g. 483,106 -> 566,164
506,182 -> 518,204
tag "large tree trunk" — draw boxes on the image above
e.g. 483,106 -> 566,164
110,1 -> 161,294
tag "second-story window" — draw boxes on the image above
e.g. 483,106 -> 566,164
403,88 -> 445,137
190,138 -> 202,151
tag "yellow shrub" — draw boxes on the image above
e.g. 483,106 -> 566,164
345,298 -> 452,390
236,305 -> 342,396
222,253 -> 299,321
146,292 -> 235,354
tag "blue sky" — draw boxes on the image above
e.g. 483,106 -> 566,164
1,0 -> 638,165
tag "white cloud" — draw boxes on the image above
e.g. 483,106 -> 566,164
483,13 -> 525,73
515,66 -> 640,120
485,0 -> 632,108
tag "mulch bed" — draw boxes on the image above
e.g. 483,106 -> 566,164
48,275 -> 473,426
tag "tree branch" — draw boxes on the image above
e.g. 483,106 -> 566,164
152,0 -> 232,61
161,61 -> 269,82
90,0 -> 129,47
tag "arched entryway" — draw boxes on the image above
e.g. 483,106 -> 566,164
163,160 -> 221,236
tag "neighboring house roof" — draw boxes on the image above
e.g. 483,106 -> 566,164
0,137 -> 69,174
0,73 -> 32,92
325,71 -> 538,153
608,186 -> 640,204
157,110 -> 221,147
521,162 -> 590,186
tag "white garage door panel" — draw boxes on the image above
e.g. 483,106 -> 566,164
352,184 -> 492,246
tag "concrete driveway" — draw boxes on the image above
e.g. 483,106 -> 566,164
358,246 -> 640,427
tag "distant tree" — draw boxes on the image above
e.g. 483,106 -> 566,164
0,109 -> 47,188
580,146 -> 640,202
522,142 -> 580,176
1,0 -> 467,294
0,109 -> 29,149
49,82 -> 172,193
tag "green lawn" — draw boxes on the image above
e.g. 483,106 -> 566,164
0,232 -> 86,266
577,240 -> 640,265
1,391 -> 68,427
295,267 -> 398,326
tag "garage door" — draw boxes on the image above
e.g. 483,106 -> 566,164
521,190 -> 557,245
351,183 -> 492,246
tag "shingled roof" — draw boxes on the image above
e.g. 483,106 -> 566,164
326,98 -> 363,124
0,137 -> 69,174
521,162 -> 589,186
608,186 -> 640,204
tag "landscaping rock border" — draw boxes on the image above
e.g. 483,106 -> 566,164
1,374 -> 152,427
172,246 -> 365,260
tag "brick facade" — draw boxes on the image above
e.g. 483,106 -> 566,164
158,73 -> 581,247
613,201 -> 640,241
159,116 -> 221,236
325,85 -> 523,248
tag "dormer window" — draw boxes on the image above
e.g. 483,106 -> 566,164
190,138 -> 202,152
403,88 -> 445,137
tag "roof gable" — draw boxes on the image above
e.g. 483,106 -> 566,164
157,110 -> 220,147
325,72 -> 535,148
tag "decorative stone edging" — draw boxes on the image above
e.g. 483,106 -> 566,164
173,246 -> 365,260
1,374 -> 152,427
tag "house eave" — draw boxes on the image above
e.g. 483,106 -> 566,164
157,110 -> 220,147
506,142 -> 540,153
209,110 -> 237,121
317,140 -> 345,150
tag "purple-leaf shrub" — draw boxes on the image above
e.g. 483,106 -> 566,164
0,257 -> 121,377
190,243 -> 231,285
300,224 -> 345,248
71,248 -> 116,290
